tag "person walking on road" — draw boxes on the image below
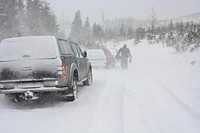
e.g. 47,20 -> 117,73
117,44 -> 132,69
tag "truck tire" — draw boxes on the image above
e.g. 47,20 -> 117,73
83,70 -> 93,86
65,76 -> 78,101
71,76 -> 78,100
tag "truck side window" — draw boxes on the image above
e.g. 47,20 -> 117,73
59,40 -> 74,55
75,44 -> 83,58
59,40 -> 67,54
64,41 -> 74,55
70,42 -> 79,57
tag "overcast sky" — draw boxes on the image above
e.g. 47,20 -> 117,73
45,0 -> 200,23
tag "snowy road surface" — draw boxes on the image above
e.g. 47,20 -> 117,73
0,41 -> 200,133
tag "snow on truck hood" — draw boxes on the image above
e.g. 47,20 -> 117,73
0,36 -> 59,61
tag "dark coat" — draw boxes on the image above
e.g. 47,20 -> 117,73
118,46 -> 131,59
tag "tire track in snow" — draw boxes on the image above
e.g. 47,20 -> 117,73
85,69 -> 126,133
131,43 -> 200,132
157,77 -> 200,121
149,69 -> 200,121
137,65 -> 200,133
122,66 -> 165,133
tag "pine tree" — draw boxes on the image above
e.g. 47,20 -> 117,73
185,21 -> 190,31
182,23 -> 200,51
168,20 -> 174,32
26,0 -> 59,36
26,0 -> 43,35
83,17 -> 91,47
104,28 -> 115,41
84,17 -> 90,28
119,23 -> 126,39
91,23 -> 104,46
135,27 -> 145,44
0,0 -> 24,40
165,20 -> 175,46
40,1 -> 59,35
127,27 -> 134,39
176,21 -> 184,37
70,10 -> 82,43
147,8 -> 157,43
15,0 -> 28,36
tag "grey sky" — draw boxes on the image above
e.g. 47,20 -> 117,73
45,0 -> 200,22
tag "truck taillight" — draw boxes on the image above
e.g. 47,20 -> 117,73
57,62 -> 66,78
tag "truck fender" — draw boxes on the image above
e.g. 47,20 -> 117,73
69,63 -> 78,87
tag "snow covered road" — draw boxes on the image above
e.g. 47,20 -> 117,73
0,41 -> 200,133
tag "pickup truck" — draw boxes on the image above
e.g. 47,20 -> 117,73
0,36 -> 93,102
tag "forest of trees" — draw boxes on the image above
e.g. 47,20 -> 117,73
0,0 -> 199,52
69,10 -> 200,52
0,0 -> 61,41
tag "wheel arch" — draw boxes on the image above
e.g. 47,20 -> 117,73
73,69 -> 78,80
89,64 -> 92,72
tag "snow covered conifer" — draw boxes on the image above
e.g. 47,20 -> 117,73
147,8 -> 157,44
119,23 -> 126,39
70,10 -> 82,43
26,0 -> 59,36
91,22 -> 104,45
82,17 -> 91,47
0,0 -> 24,40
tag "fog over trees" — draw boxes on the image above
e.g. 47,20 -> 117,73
0,0 -> 200,52
0,0 -> 60,41
69,9 -> 200,52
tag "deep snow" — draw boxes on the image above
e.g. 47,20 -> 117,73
0,40 -> 200,133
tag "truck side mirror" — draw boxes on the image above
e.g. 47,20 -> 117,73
83,51 -> 87,58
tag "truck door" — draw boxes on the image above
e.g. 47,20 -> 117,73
70,42 -> 85,80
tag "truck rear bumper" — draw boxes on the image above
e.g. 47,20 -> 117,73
0,87 -> 68,94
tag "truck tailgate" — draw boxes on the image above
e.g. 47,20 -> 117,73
0,58 -> 58,82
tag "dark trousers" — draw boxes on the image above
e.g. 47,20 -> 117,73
121,57 -> 128,69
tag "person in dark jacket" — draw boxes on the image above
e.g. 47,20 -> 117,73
117,44 -> 132,69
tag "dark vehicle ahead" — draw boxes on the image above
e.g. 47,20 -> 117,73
0,36 -> 93,102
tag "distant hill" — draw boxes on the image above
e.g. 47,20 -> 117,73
159,13 -> 200,25
102,13 -> 200,30
63,13 -> 200,36
102,17 -> 146,30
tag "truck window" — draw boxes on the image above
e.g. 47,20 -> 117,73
0,37 -> 57,61
59,40 -> 74,55
75,44 -> 83,58
70,42 -> 80,57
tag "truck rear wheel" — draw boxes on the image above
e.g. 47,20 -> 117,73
71,76 -> 78,101
61,76 -> 78,102
83,70 -> 93,86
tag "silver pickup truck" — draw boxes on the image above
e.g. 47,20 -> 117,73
0,36 -> 93,102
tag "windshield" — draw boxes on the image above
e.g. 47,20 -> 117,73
0,37 -> 57,61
